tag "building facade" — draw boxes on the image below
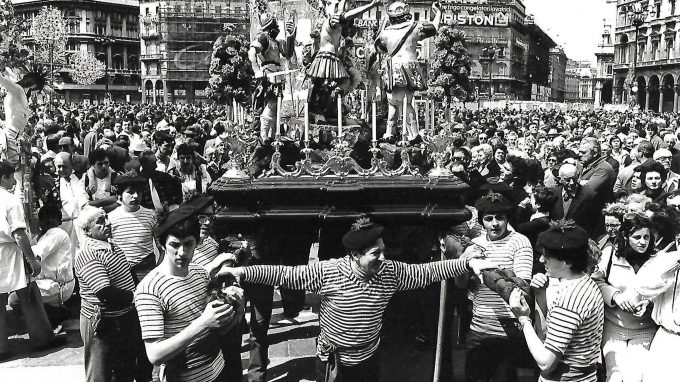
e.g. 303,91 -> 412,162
139,0 -> 249,104
613,0 -> 680,112
14,0 -> 142,104
565,59 -> 597,103
593,22 -> 615,106
549,46 -> 567,102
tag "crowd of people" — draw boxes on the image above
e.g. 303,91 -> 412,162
1,101 -> 680,382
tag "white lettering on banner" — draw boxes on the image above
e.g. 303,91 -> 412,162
354,19 -> 379,29
515,39 -> 528,50
442,11 -> 509,27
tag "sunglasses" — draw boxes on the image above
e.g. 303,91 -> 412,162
482,214 -> 507,222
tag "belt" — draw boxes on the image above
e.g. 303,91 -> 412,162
541,362 -> 596,380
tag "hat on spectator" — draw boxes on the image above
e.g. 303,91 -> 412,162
342,217 -> 384,250
88,196 -> 120,213
40,153 -> 55,163
547,128 -> 559,137
183,193 -> 214,213
156,204 -> 197,240
537,219 -> 588,250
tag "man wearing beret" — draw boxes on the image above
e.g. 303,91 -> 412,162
509,220 -> 604,382
135,206 -> 244,382
454,192 -> 534,382
213,217 -> 496,382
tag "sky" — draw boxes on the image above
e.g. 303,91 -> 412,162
522,0 -> 616,63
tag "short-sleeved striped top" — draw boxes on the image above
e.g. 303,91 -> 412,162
75,237 -> 135,319
541,275 -> 604,382
191,236 -> 219,268
468,231 -> 534,336
135,264 -> 223,382
108,206 -> 157,266
244,256 -> 469,366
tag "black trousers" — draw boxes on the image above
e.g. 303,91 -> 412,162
315,354 -> 380,382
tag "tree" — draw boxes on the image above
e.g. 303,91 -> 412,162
206,24 -> 253,105
427,26 -> 473,112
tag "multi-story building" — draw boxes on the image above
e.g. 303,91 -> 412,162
354,0 -> 558,101
613,0 -> 680,112
593,22 -> 615,106
139,0 -> 249,104
14,0 -> 142,104
565,59 -> 597,103
549,46 -> 567,102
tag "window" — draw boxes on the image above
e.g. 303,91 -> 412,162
482,63 -> 490,76
667,39 -> 674,58
607,64 -> 613,75
673,0 -> 677,15
639,43 -> 646,60
656,2 -> 661,17
652,41 -> 659,59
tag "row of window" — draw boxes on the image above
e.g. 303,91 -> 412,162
618,0 -> 678,26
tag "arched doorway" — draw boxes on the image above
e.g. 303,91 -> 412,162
662,74 -> 675,113
637,76 -> 647,109
616,77 -> 626,104
648,75 -> 660,111
155,80 -> 164,103
619,35 -> 629,63
602,80 -> 613,105
144,80 -> 153,103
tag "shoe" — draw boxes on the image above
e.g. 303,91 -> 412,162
33,334 -> 67,351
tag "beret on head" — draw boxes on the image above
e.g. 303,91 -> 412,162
183,194 -> 214,212
342,217 -> 384,251
475,191 -> 512,216
113,170 -> 146,188
156,204 -> 196,240
537,220 -> 589,251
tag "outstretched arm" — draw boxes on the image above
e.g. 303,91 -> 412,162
343,0 -> 381,22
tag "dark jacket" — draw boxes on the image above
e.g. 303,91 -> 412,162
549,185 -> 600,236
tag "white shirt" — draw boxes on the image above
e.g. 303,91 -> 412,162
59,174 -> 88,221
0,187 -> 27,293
32,227 -> 73,284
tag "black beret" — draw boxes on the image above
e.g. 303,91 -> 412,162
537,220 -> 589,251
88,196 -> 120,213
183,194 -> 214,213
156,205 -> 196,240
475,191 -> 512,215
342,218 -> 384,250
113,170 -> 146,187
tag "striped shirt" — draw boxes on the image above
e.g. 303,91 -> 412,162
135,263 -> 224,382
541,275 -> 604,382
192,236 -> 219,268
244,256 -> 469,366
468,231 -> 533,336
108,206 -> 157,266
74,237 -> 135,319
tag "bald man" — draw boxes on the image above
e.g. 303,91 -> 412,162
54,153 -> 88,258
548,163 -> 600,235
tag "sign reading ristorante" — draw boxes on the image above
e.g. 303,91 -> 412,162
441,2 -> 510,27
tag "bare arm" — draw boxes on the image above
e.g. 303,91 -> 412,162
14,228 -> 40,277
144,302 -> 234,365
249,46 -> 263,77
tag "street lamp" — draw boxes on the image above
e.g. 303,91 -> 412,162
628,3 -> 648,108
94,36 -> 115,103
480,45 -> 497,99
31,6 -> 67,111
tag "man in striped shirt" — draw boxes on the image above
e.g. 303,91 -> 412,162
135,205 -> 244,382
108,171 -> 157,282
454,192 -> 534,382
74,206 -> 144,382
213,217 -> 496,382
510,221 -> 604,382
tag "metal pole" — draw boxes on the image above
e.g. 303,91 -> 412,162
632,24 -> 639,108
49,41 -> 54,112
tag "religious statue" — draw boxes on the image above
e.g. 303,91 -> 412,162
375,1 -> 442,140
306,0 -> 380,120
249,13 -> 297,140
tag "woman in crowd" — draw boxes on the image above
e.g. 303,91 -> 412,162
597,202 -> 626,252
591,213 -> 658,382
82,148 -> 117,201
634,161 -> 667,202
176,143 -> 212,196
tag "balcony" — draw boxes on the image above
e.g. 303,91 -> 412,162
110,68 -> 141,76
140,31 -> 160,39
614,57 -> 680,70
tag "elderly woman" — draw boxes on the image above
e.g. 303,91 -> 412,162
591,213 -> 658,382
510,221 -> 604,382
598,202 -> 626,252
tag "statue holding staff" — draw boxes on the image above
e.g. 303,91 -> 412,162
375,1 -> 442,140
